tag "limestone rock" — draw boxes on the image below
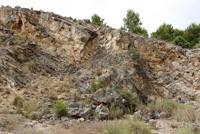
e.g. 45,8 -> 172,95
66,102 -> 93,118
95,104 -> 108,120
91,88 -> 123,107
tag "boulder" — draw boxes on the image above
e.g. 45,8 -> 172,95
91,88 -> 123,107
66,102 -> 93,118
95,104 -> 108,120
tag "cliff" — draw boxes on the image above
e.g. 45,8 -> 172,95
0,7 -> 199,104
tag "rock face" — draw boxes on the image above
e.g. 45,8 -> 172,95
66,102 -> 93,118
0,7 -> 199,103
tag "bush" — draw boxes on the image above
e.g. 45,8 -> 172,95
13,95 -> 24,108
23,99 -> 40,114
107,104 -> 124,119
173,105 -> 199,123
90,78 -> 105,93
193,42 -> 200,49
174,126 -> 200,134
123,120 -> 153,134
48,89 -> 58,100
144,98 -> 180,117
91,13 -> 105,26
83,19 -> 91,23
28,112 -> 39,120
114,89 -> 140,110
53,101 -> 66,117
100,122 -> 122,134
173,36 -> 190,48
5,116 -> 18,131
99,119 -> 152,134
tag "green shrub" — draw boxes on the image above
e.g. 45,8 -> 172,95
53,101 -> 66,117
17,54 -> 25,61
80,97 -> 92,106
174,126 -> 200,134
193,42 -> 200,49
129,49 -> 137,60
114,89 -> 140,109
90,78 -> 105,93
173,36 -> 190,48
83,19 -> 91,23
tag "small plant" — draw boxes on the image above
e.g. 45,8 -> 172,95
193,42 -> 200,49
5,116 -> 18,131
80,97 -> 92,106
17,54 -> 25,61
28,112 -> 39,120
13,95 -> 24,108
23,99 -> 40,114
174,126 -> 200,134
123,120 -> 153,134
22,61 -> 37,73
107,104 -> 124,119
48,89 -> 58,100
90,78 -> 105,93
41,69 -> 47,75
129,49 -> 137,60
12,40 -> 19,44
100,122 -> 122,134
114,89 -> 141,110
53,101 -> 66,117
72,91 -> 80,101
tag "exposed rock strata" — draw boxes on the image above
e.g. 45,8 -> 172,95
0,7 -> 199,102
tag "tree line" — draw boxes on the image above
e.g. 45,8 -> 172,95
72,10 -> 200,49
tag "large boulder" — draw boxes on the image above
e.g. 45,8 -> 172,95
91,88 -> 123,107
66,102 -> 93,118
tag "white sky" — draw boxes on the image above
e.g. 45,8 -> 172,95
1,0 -> 200,34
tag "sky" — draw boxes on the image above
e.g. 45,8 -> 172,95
1,0 -> 200,35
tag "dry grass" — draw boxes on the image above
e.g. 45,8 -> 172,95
174,126 -> 200,134
4,116 -> 18,131
69,120 -> 106,134
144,98 -> 180,117
4,115 -> 23,131
14,125 -> 44,134
67,119 -> 152,134
172,104 -> 200,123
23,99 -> 40,113
99,119 -> 153,134
48,89 -> 58,100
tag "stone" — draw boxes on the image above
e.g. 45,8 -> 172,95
91,89 -> 123,107
66,102 -> 93,118
133,110 -> 142,118
78,117 -> 85,122
95,104 -> 108,120
61,117 -> 69,121
148,119 -> 157,129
